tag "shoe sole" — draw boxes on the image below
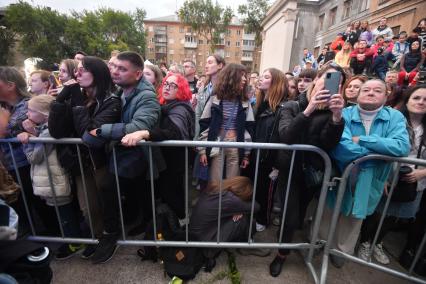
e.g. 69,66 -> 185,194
55,248 -> 85,261
92,245 -> 119,264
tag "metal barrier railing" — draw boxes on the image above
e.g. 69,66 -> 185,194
0,137 -> 334,283
320,154 -> 426,284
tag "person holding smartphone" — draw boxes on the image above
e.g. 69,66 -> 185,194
269,62 -> 346,277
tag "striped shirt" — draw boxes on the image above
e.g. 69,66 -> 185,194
222,100 -> 238,130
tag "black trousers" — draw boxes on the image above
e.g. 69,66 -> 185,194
350,57 -> 372,75
253,165 -> 275,226
101,172 -> 152,234
405,192 -> 426,251
155,168 -> 185,219
360,212 -> 397,244
276,169 -> 313,255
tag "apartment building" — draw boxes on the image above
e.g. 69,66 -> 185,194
144,14 -> 261,74
260,0 -> 425,72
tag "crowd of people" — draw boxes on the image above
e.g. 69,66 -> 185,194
0,16 -> 426,280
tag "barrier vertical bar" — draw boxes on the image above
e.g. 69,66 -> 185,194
216,147 -> 225,243
42,144 -> 65,238
368,162 -> 401,261
148,146 -> 157,241
185,146 -> 189,242
8,142 -> 36,235
278,150 -> 296,243
112,146 -> 126,241
247,149 -> 260,243
75,145 -> 95,239
409,230 -> 426,274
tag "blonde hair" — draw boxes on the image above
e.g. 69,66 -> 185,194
28,95 -> 54,116
205,176 -> 253,202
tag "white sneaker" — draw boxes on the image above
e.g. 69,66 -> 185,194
357,241 -> 371,261
373,243 -> 390,265
256,223 -> 266,232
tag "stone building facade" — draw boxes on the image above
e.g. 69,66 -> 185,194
260,0 -> 426,73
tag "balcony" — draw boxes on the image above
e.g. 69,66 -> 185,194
242,45 -> 255,51
154,27 -> 167,35
184,41 -> 197,48
241,55 -> 253,62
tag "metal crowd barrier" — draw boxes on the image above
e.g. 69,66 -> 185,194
1,137 -> 333,283
320,154 -> 426,284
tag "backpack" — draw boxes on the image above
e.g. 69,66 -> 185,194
139,203 -> 205,280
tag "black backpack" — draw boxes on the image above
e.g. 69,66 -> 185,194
139,203 -> 205,280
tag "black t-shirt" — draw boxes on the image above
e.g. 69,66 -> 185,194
188,78 -> 198,94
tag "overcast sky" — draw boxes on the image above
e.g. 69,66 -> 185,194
1,0 -> 255,19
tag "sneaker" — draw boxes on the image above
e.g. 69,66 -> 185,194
330,254 -> 345,268
256,223 -> 266,232
81,244 -> 97,259
272,216 -> 281,226
357,241 -> 371,262
91,232 -> 119,264
55,244 -> 85,260
373,243 -> 390,265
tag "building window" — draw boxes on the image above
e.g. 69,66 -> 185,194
169,49 -> 174,55
319,14 -> 325,31
359,0 -> 369,11
237,30 -> 241,35
149,47 -> 154,52
179,27 -> 184,33
187,27 -> 192,33
236,41 -> 240,47
226,51 -> 231,57
329,7 -> 337,27
226,40 -> 231,46
242,51 -> 252,58
226,29 -> 231,36
198,39 -> 203,44
391,25 -> 400,36
342,1 -> 351,19
169,38 -> 174,44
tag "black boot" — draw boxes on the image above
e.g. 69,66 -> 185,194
269,255 -> 286,277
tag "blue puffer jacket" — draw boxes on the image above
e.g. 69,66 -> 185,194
327,105 -> 410,219
1,98 -> 29,171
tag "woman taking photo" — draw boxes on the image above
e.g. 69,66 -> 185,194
198,63 -> 255,182
250,68 -> 289,232
342,75 -> 368,106
121,73 -> 194,220
269,62 -> 346,277
49,56 -> 121,258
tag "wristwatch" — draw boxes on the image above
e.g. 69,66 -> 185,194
96,128 -> 102,137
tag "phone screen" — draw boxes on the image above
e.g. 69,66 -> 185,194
324,71 -> 342,96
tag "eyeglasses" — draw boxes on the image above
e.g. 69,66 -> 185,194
163,81 -> 178,90
75,67 -> 88,76
297,78 -> 313,83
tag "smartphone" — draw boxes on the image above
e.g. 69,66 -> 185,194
419,70 -> 426,84
48,74 -> 58,89
324,71 -> 342,96
0,204 -> 10,226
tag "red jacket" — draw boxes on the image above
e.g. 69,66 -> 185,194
330,37 -> 345,53
350,48 -> 374,60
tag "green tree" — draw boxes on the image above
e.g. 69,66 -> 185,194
3,1 -> 147,67
238,0 -> 270,45
178,0 -> 233,52
0,19 -> 17,65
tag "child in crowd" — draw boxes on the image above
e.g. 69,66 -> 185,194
17,95 -> 83,259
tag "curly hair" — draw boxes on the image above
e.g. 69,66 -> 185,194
213,63 -> 248,101
158,73 -> 192,105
